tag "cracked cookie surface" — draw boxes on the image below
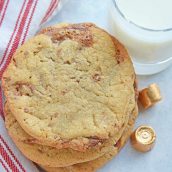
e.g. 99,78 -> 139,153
2,23 -> 136,151
41,105 -> 137,172
5,103 -> 137,169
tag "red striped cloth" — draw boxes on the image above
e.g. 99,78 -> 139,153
0,0 -> 65,171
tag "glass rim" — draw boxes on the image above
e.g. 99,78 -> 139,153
112,0 -> 172,32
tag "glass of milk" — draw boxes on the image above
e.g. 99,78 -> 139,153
108,0 -> 172,75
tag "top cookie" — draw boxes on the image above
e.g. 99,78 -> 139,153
2,23 -> 136,151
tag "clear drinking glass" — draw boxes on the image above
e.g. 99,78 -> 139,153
108,0 -> 172,75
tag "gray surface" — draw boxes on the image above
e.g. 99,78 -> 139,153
45,0 -> 172,172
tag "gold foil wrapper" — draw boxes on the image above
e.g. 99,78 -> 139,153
147,84 -> 161,103
139,83 -> 161,109
131,126 -> 156,152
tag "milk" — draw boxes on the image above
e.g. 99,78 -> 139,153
109,0 -> 172,74
116,0 -> 172,30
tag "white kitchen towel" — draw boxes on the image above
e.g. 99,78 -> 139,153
0,0 -> 65,171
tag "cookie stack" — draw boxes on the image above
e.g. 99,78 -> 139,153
2,23 -> 138,172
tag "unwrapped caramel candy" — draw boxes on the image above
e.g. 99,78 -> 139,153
130,126 -> 156,152
139,83 -> 161,109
